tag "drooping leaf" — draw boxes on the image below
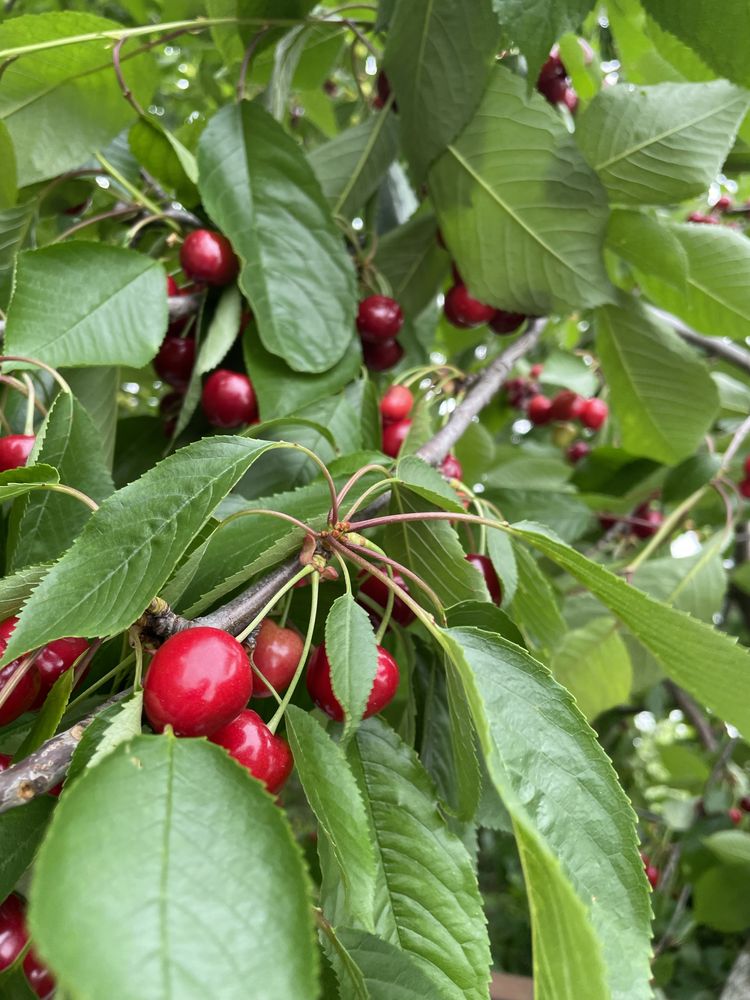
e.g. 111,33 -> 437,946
395,455 -> 464,513
704,830 -> 750,868
324,595 -> 379,742
0,797 -> 55,903
429,65 -> 613,314
372,213 -> 449,319
492,0 -> 597,84
29,735 -> 318,999
0,465 -> 60,502
197,102 -> 357,373
509,544 -> 566,654
486,526 -> 517,605
5,244 -> 167,369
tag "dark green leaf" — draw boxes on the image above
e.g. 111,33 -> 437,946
694,866 -> 750,932
606,209 -> 688,291
128,119 -> 198,204
0,563 -> 49,620
373,212 -> 449,319
550,617 -> 632,720
0,465 -> 59,502
0,200 -> 35,310
325,595 -> 379,741
0,797 -> 55,903
62,367 -> 119,468
13,668 -> 74,760
492,0 -> 597,84
67,693 -> 143,785
0,121 -> 17,209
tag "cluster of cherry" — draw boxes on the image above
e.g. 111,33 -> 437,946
355,295 -> 406,372
0,894 -> 53,998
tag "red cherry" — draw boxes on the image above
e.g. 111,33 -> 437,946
489,309 -> 526,335
0,893 -> 28,972
251,619 -> 304,698
0,753 -> 10,770
440,453 -> 463,480
306,643 -> 400,722
549,390 -> 584,422
562,87 -> 579,113
632,504 -> 663,539
504,377 -> 531,409
729,807 -> 743,826
529,364 -> 543,378
35,636 -> 89,692
159,392 -> 183,418
687,212 -> 719,224
23,949 -> 55,999
580,397 -> 608,430
740,796 -> 750,812
382,418 -> 411,458
166,275 -> 179,297
566,440 -> 591,464
210,710 -> 293,794
362,339 -> 404,372
374,70 -> 396,111
538,71 -> 569,105
0,660 -> 40,727
0,435 -> 35,473
714,195 -> 732,212
465,553 -> 502,605
599,513 -> 618,531
538,52 -> 566,83
379,385 -> 413,424
740,478 -> 750,499
645,865 -> 660,889
359,572 -> 416,628
443,284 -> 495,328
743,456 -> 750,476
202,369 -> 258,428
0,616 -> 18,645
357,296 -> 404,341
154,336 -> 196,390
180,229 -> 238,286
143,627 -> 253,737
527,394 -> 553,425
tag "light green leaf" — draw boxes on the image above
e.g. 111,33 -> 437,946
441,626 -> 652,1000
577,81 -> 749,204
596,296 -> 719,464
286,706 -> 376,930
704,830 -> 750,868
606,209 -> 688,291
0,121 -> 17,209
395,455 -> 464,513
63,367 -> 119,467
327,927 -> 443,1000
67,693 -> 144,784
0,798 -> 55,903
509,544 -> 566,654
325,595 -> 379,742
632,538 -> 727,623
492,0 -> 597,84
373,212 -> 449,319
13,668 -> 75,760
128,119 -> 198,204
486,527 -> 517,605
429,65 -> 613,314
694,865 -> 750,932
0,465 -> 59,502
29,735 -> 318,999
0,200 -> 35,309
551,617 -> 632,720
0,563 -> 49,620
6,244 -> 168,369
197,102 -> 357,373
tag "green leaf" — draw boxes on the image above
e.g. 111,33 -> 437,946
551,617 -> 632,720
348,718 -> 490,998
694,865 -> 750,932
0,12 -> 157,184
509,544 -> 566,654
663,452 -> 721,504
325,595 -> 379,742
63,367 -> 119,468
310,111 -> 400,218
197,102 -> 356,373
704,830 -> 750,868
395,455 -> 464,513
206,0 -> 317,67
13,668 -> 74,760
429,65 -> 613,315
6,244 -> 167,369
383,0 -> 501,179
0,465 -> 59,502
29,734 -> 318,999
636,224 -> 750,342
0,121 -> 17,209
327,927 -> 443,1000
0,966 -> 36,1000
67,693 -> 143,785
373,212 -> 449,319
0,563 -> 49,619
11,393 -> 114,569
286,706 -> 376,931
606,209 -> 688,291
577,81 -> 749,205
1,437 -> 278,664
492,0 -> 597,84
128,119 -> 198,204
440,626 -> 652,1000
0,797 -> 55,903
486,527 -> 517,605
596,296 -> 719,465
0,200 -> 35,310
511,521 -> 750,740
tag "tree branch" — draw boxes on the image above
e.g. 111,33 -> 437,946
722,941 -> 750,1000
647,305 -> 750,375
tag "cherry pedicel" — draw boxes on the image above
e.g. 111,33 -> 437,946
379,384 -> 413,424
382,418 -> 411,458
251,619 -> 304,698
306,643 -> 400,722
357,295 -> 404,342
154,335 -> 196,390
362,339 -> 404,372
180,229 -> 239,286
202,369 -> 258,428
0,435 -> 35,474
580,397 -> 608,430
465,553 -> 502,605
210,710 -> 293,794
527,394 -> 553,425
143,627 -> 253,737
440,453 -> 463,480
443,285 -> 496,328
359,571 -> 416,628
489,309 -> 527,335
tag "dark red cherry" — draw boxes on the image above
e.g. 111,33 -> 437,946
549,390 -> 584,422
465,553 -> 502,605
0,660 -> 40,727
740,479 -> 750,500
580,397 -> 608,430
562,87 -> 579,113
143,627 -> 253,737
159,392 -> 183,418
357,295 -> 404,341
0,435 -> 35,473
744,456 -> 750,476
740,796 -> 750,813
631,504 -> 663,540
166,275 -> 179,297
202,369 -> 258,428
504,377 -> 530,409
251,619 -> 303,698
527,394 -> 553,425
35,636 -> 89,692
359,572 -> 416,628
714,195 -> 732,212
0,893 -> 28,971
180,229 -> 239,286
210,709 -> 293,794
154,336 -> 196,390
374,70 -> 396,110
645,865 -> 660,889
23,949 -> 55,999
729,807 -> 743,826
443,284 -> 495,328
306,643 -> 400,722
489,309 -> 526,335
687,212 -> 719,224
379,385 -> 413,424
599,513 -> 618,531
440,453 -> 463,480
538,71 -> 569,105
362,339 -> 404,372
566,440 -> 591,464
382,418 -> 411,458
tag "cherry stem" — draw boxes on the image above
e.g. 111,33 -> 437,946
67,653 -> 135,712
343,535 -> 444,617
236,27 -> 271,101
112,37 -> 146,116
94,153 -> 171,227
0,356 -> 70,394
623,485 -> 707,577
282,443 -> 339,519
234,564 -> 314,644
341,477 -> 398,524
20,374 -> 35,436
348,509 -> 505,533
71,639 -> 102,690
0,375 -> 47,418
721,412 -> 750,472
0,648 -> 43,714
331,550 -> 352,594
332,463 -> 392,523
267,572 -> 319,735
249,658 -> 282,705
53,206 -> 141,243
277,587 -> 294,629
130,628 -> 144,689
42,483 -> 99,513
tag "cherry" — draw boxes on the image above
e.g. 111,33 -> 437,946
357,295 -> 404,341
180,229 -> 239,286
465,553 -> 502,605
527,394 -> 553,425
440,453 -> 463,480
740,796 -> 750,813
35,636 -> 89,692
306,643 -> 400,722
529,364 -> 543,379
729,807 -> 743,826
0,893 -> 28,971
379,385 -> 413,424
645,865 -> 660,889
443,284 -> 495,328
687,212 -> 718,224
382,418 -> 411,458
740,479 -> 750,499
0,435 -> 35,473
537,62 -> 569,105
210,710 -> 293,794
505,377 -> 532,409
562,87 -> 579,113
0,658 -> 40,727
166,275 -> 179,297
160,392 -> 183,418
359,572 -> 416,628
632,504 -> 663,539
566,440 -> 590,464
154,335 -> 196,390
714,195 -> 732,212
549,390 -> 584,422
374,70 -> 396,110
251,619 -> 304,698
580,397 -> 608,430
23,948 -> 55,999
143,627 -> 253,737
362,338 -> 404,372
489,309 -> 526,335
744,456 -> 750,476
202,369 -> 258,428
